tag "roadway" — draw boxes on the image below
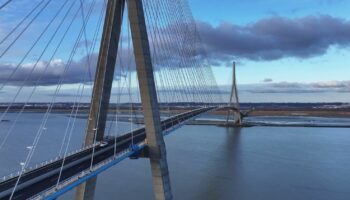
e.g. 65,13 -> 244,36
0,107 -> 215,200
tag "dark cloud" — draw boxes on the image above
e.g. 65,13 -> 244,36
0,41 -> 206,86
0,55 -> 97,86
0,47 -> 142,86
262,78 -> 273,83
2,15 -> 350,87
197,15 -> 350,62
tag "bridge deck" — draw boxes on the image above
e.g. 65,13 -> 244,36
0,107 -> 215,200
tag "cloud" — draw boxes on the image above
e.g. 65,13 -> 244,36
0,38 -> 207,86
242,80 -> 350,94
0,45 -> 146,86
0,1 -> 188,87
311,81 -> 348,88
262,78 -> 273,83
197,15 -> 350,62
0,55 -> 98,86
3,14 -> 350,87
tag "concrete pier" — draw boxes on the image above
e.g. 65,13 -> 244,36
76,0 -> 125,199
76,0 -> 173,199
128,0 -> 173,199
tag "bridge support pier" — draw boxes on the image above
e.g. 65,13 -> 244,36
236,112 -> 243,125
128,0 -> 172,199
75,179 -> 97,200
226,110 -> 242,126
75,0 -> 125,199
76,0 -> 172,199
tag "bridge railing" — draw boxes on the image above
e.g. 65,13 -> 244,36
0,107 -> 216,199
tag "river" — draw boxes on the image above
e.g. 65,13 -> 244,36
0,113 -> 350,200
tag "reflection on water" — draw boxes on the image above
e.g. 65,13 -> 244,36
1,113 -> 350,200
65,125 -> 350,200
194,127 -> 242,200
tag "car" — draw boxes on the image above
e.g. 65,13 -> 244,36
99,141 -> 108,147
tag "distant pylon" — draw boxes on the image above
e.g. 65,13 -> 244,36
226,61 -> 242,125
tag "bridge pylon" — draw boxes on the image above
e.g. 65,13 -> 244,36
226,61 -> 242,126
76,0 -> 172,200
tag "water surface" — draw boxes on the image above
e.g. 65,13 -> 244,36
0,113 -> 350,200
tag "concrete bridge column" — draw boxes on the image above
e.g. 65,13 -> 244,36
76,0 -> 172,199
75,0 -> 125,199
234,111 -> 242,125
128,0 -> 172,199
226,61 -> 242,126
226,109 -> 242,125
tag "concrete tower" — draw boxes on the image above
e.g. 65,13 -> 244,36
76,0 -> 172,199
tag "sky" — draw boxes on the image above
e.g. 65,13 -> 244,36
0,0 -> 350,103
188,0 -> 350,102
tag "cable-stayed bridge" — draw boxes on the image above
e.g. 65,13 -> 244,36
0,107 -> 214,200
0,0 -> 241,199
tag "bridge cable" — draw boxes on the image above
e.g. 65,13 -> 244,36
0,0 -> 12,10
8,0 -> 101,196
7,1 -> 85,196
88,0 -> 126,171
60,0 -> 102,177
0,0 -> 53,58
0,0 -> 76,151
0,0 -> 45,46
